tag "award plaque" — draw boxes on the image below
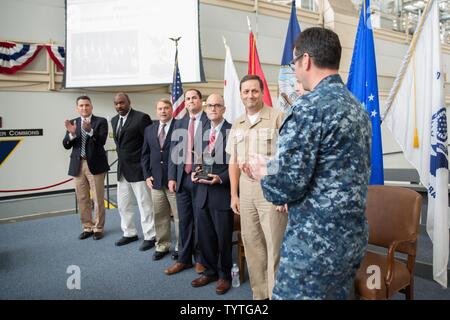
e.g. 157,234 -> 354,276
193,150 -> 214,181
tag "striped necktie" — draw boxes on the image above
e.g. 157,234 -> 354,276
80,119 -> 87,158
208,127 -> 216,153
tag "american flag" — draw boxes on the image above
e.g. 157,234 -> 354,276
171,47 -> 186,119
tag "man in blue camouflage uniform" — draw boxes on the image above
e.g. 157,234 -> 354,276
249,27 -> 372,299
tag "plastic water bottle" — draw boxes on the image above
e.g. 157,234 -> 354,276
231,263 -> 240,288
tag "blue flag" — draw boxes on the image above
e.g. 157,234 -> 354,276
347,0 -> 384,185
278,0 -> 301,110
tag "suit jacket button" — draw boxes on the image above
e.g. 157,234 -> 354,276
160,150 -> 163,152
160,161 -> 164,164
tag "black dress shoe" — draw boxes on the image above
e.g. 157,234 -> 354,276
139,239 -> 155,251
93,232 -> 103,240
115,236 -> 138,246
171,251 -> 179,260
79,231 -> 94,240
152,251 -> 169,261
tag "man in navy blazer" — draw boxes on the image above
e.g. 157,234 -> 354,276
165,89 -> 208,275
190,94 -> 233,295
141,98 -> 180,261
63,95 -> 109,240
111,92 -> 156,251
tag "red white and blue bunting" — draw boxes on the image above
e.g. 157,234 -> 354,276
0,42 -> 44,74
45,45 -> 65,71
0,42 -> 65,74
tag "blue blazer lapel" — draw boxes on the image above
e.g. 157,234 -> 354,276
153,120 -> 160,146
163,120 -> 175,148
200,112 -> 209,132
215,121 -> 230,157
89,115 -> 96,132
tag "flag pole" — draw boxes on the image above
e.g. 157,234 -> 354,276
247,16 -> 255,74
383,0 -> 435,119
412,55 -> 419,148
363,0 -> 366,25
169,37 -> 181,49
169,37 -> 181,78
254,0 -> 259,40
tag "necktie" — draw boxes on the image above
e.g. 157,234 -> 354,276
208,127 -> 216,153
81,119 -> 87,158
184,117 -> 196,174
117,117 -> 123,141
159,123 -> 166,148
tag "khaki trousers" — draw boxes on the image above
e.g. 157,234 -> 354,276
239,177 -> 287,300
151,188 -> 179,252
73,160 -> 106,233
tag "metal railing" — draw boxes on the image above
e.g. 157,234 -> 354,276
74,149 -> 118,213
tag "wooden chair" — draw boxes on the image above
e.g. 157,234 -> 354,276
354,185 -> 422,299
233,213 -> 246,283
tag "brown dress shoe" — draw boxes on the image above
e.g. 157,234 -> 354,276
195,262 -> 206,274
164,262 -> 193,275
191,275 -> 218,287
216,279 -> 231,295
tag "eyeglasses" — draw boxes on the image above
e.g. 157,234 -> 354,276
206,104 -> 224,109
289,53 -> 313,71
289,56 -> 301,71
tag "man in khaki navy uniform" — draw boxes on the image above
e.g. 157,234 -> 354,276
226,74 -> 287,300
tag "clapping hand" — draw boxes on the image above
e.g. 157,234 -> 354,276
82,119 -> 91,132
64,119 -> 76,135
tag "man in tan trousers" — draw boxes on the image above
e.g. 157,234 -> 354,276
63,95 -> 110,240
141,99 -> 180,260
226,75 -> 288,300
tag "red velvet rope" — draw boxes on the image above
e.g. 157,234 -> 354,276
0,178 -> 73,193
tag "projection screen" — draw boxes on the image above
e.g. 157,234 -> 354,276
65,0 -> 205,88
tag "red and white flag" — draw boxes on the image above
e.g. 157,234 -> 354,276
248,31 -> 272,107
223,39 -> 244,123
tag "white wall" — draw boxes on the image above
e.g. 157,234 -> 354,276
1,0 -> 65,43
0,91 -> 166,196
